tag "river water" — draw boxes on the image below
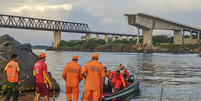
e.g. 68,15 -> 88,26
31,50 -> 201,101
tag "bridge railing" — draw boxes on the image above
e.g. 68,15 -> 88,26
0,14 -> 90,33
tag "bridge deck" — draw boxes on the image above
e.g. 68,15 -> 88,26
125,12 -> 201,32
0,14 -> 139,37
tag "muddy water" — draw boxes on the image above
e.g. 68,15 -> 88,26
2,50 -> 201,101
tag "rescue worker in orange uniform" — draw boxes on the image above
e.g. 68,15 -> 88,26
81,53 -> 105,101
33,53 -> 52,101
89,81 -> 102,101
90,67 -> 116,101
62,56 -> 83,101
109,70 -> 126,91
3,54 -> 20,101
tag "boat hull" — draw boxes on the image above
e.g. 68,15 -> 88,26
102,80 -> 141,101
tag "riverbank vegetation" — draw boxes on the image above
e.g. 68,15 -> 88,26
46,35 -> 201,53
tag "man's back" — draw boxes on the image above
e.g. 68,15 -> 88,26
62,61 -> 82,87
5,61 -> 19,82
82,60 -> 105,91
110,70 -> 124,80
120,68 -> 129,80
33,60 -> 51,84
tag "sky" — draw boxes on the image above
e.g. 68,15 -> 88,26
0,0 -> 201,45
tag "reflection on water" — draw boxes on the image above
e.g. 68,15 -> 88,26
11,50 -> 201,101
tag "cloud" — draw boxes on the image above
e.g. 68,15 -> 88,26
10,4 -> 73,13
0,0 -> 201,45
6,4 -> 73,20
101,18 -> 117,24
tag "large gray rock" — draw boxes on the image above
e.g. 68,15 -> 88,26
0,34 -> 60,91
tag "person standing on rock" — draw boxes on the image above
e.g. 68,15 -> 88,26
62,56 -> 83,101
33,53 -> 52,101
3,54 -> 20,101
81,53 -> 105,101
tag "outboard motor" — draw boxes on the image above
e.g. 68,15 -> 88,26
127,75 -> 134,83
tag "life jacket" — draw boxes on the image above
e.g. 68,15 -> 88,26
6,61 -> 19,82
120,68 -> 127,80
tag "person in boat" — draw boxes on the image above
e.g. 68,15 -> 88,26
118,64 -> 135,87
198,51 -> 201,56
109,70 -> 127,91
104,67 -> 117,93
118,64 -> 129,82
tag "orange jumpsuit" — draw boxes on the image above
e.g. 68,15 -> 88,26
82,60 -> 105,101
90,71 -> 112,99
89,81 -> 102,99
62,61 -> 83,101
109,70 -> 126,89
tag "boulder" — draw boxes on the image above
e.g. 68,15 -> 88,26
0,34 -> 60,91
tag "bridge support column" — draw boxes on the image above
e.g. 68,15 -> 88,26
127,36 -> 129,41
105,35 -> 108,43
133,37 -> 136,41
120,36 -> 123,41
112,35 -> 115,41
190,31 -> 192,44
198,32 -> 200,40
174,30 -> 183,44
137,28 -> 140,44
96,34 -> 99,40
53,31 -> 61,48
86,33 -> 91,40
142,29 -> 153,44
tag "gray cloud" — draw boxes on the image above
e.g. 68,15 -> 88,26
0,0 -> 201,45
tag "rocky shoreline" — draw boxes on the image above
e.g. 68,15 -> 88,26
0,34 -> 60,92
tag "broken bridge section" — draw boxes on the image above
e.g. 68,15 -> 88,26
125,12 -> 201,45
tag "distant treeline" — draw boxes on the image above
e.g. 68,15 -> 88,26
56,35 -> 175,49
32,45 -> 51,49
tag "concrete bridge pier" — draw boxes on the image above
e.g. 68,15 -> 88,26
190,31 -> 192,43
120,36 -> 123,41
86,33 -> 91,40
133,37 -> 136,41
96,34 -> 99,40
53,31 -> 61,48
105,35 -> 108,43
127,36 -> 129,41
112,35 -> 115,41
198,32 -> 200,40
142,29 -> 153,44
174,30 -> 183,44
137,28 -> 140,44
